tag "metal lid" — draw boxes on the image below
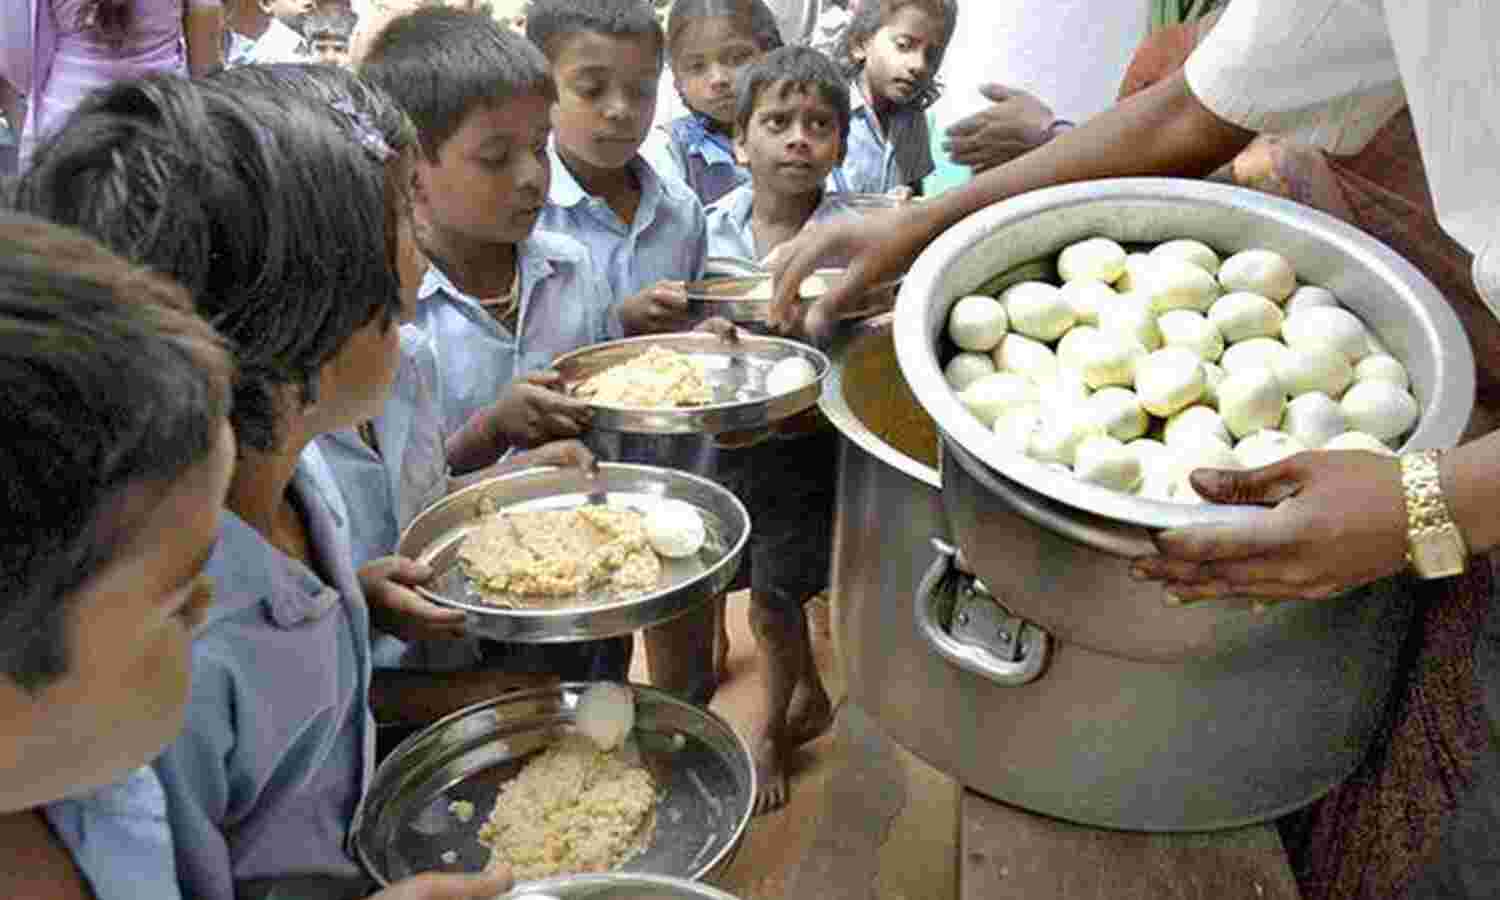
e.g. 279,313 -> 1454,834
504,873 -> 741,899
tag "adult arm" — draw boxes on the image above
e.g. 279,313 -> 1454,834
183,0 -> 225,76
769,69 -> 1255,335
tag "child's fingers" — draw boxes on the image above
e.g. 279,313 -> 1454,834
370,869 -> 512,900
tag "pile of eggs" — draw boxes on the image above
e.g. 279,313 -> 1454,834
943,237 -> 1420,502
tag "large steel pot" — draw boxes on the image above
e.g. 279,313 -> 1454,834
893,178 -> 1474,660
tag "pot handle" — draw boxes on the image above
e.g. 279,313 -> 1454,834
915,538 -> 1050,686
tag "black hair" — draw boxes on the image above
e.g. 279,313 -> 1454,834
525,0 -> 664,67
360,7 -> 553,161
17,71 -> 410,453
735,45 -> 851,141
837,0 -> 957,110
667,0 -> 783,59
0,213 -> 232,692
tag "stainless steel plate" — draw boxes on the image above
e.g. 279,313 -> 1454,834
352,684 -> 756,890
554,333 -> 829,435
397,465 -> 749,643
684,269 -> 899,325
501,873 -> 742,899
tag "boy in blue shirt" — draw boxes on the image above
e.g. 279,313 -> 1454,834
527,0 -> 721,703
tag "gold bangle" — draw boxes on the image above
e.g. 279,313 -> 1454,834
1399,449 -> 1468,578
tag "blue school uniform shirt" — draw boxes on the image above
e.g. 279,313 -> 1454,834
642,113 -> 750,207
538,141 -> 707,317
412,231 -> 613,439
828,80 -> 935,195
704,184 -> 864,264
45,767 -> 182,900
154,443 -> 376,900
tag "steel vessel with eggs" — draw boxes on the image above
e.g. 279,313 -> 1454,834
554,332 -> 830,436
396,463 -> 750,643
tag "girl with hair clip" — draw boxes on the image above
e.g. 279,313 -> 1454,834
0,0 -> 223,166
643,0 -> 782,206
829,0 -> 955,197
18,71 -> 511,900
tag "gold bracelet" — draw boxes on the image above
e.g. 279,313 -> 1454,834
1399,449 -> 1468,578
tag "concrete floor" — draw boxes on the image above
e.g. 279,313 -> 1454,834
630,592 -> 962,900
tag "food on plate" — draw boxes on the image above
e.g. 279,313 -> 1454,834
940,238 -> 1422,501
575,683 -> 636,752
1217,249 -> 1296,301
764,355 -> 819,395
574,345 -> 713,408
642,499 -> 707,559
478,733 -> 656,881
1057,237 -> 1127,284
448,800 -> 476,823
458,507 -> 661,605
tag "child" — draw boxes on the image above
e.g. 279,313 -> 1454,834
306,8 -> 358,65
701,45 -> 849,813
359,7 -> 631,681
248,0 -> 316,63
526,0 -> 724,704
644,0 -> 782,206
829,0 -> 956,196
20,72 -> 509,900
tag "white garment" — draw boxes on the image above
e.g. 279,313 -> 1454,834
1185,0 -> 1500,313
247,17 -> 306,64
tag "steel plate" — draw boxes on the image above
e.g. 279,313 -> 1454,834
554,333 -> 829,435
684,269 -> 899,325
396,464 -> 749,643
352,684 -> 755,890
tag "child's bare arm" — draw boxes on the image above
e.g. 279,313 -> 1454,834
0,810 -> 95,900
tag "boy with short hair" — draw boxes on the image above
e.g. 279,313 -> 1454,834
359,7 -> 631,680
526,0 -> 720,704
305,9 -> 357,65
701,45 -> 852,812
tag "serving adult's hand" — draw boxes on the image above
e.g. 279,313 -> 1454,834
619,280 -> 694,335
371,868 -> 512,900
943,84 -> 1058,173
1130,450 -> 1409,601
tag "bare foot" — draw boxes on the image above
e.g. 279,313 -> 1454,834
784,677 -> 835,747
751,734 -> 788,815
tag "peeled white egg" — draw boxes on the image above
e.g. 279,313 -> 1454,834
1114,253 -> 1154,293
1218,249 -> 1296,301
1271,344 -> 1354,398
1282,392 -> 1347,449
1134,347 -> 1207,417
944,352 -> 996,391
1208,291 -> 1284,343
947,294 -> 1009,351
575,682 -> 635,751
1096,292 -> 1162,351
1283,285 -> 1340,316
1200,361 -> 1226,408
1218,367 -> 1286,438
1164,404 -> 1232,448
1029,409 -> 1104,466
959,372 -> 1039,428
1140,255 -> 1220,314
1073,434 -> 1144,492
1058,237 -> 1128,284
644,498 -> 708,558
1002,281 -> 1076,342
1363,330 -> 1390,358
765,356 -> 819,395
1086,387 -> 1150,441
1057,326 -> 1144,389
1355,353 -> 1410,390
1059,278 -> 1116,326
1282,306 -> 1370,363
1149,239 -> 1221,275
992,333 -> 1059,384
1340,379 -> 1418,442
993,404 -> 1044,455
1036,368 -> 1093,407
1233,429 -> 1306,469
1220,337 -> 1292,376
1156,309 -> 1224,362
1321,430 -> 1397,456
